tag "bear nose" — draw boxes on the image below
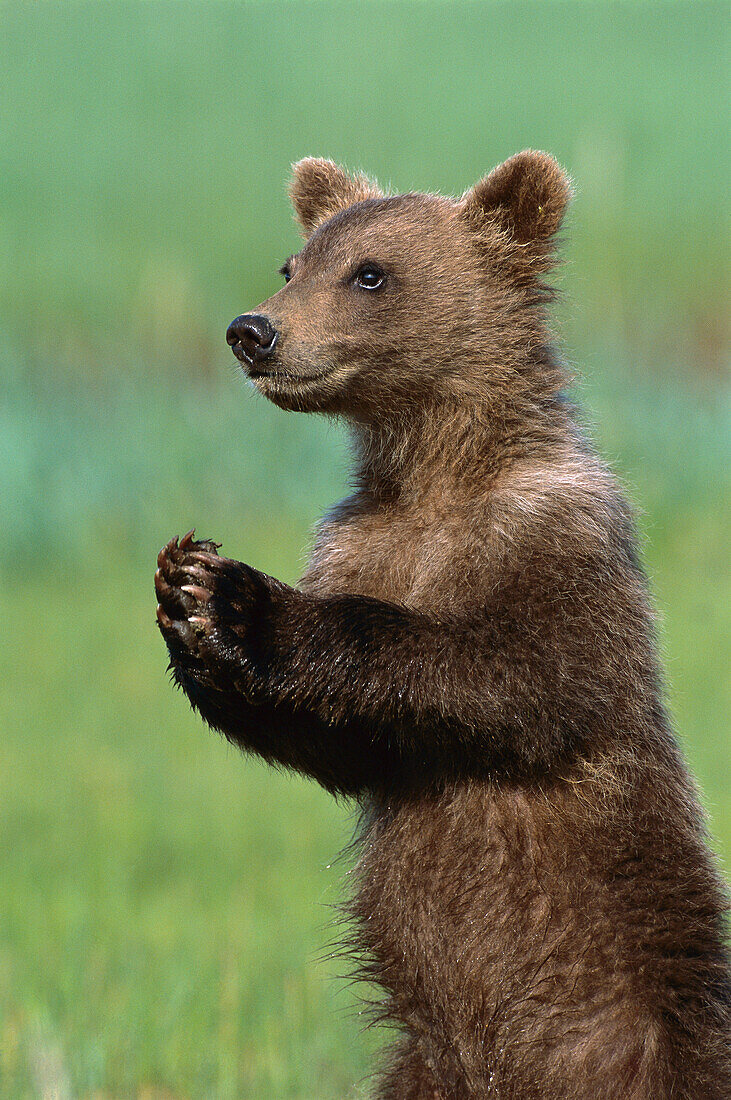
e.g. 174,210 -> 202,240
226,314 -> 278,364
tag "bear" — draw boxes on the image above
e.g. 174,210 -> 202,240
155,151 -> 730,1098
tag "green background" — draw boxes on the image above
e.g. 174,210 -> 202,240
1,2 -> 728,1096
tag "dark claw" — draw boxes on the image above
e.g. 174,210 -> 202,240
157,536 -> 179,570
180,584 -> 211,603
180,528 -> 196,550
157,604 -> 173,629
181,550 -> 226,574
154,568 -> 177,604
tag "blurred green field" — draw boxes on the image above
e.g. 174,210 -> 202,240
1,2 -> 729,1096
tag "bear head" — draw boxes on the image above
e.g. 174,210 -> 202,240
227,152 -> 572,421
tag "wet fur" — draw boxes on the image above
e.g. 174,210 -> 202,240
156,152 -> 730,1098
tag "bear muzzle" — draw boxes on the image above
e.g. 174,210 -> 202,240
226,313 -> 278,370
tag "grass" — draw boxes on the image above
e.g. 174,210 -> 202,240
0,1 -> 728,1095
0,570 -> 379,1098
0,2 -> 727,358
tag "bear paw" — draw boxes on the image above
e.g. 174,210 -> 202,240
155,529 -> 224,652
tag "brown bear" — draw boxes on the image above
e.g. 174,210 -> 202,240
155,152 -> 730,1098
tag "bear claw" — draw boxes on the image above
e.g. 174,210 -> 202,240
185,550 -> 222,567
157,540 -> 176,570
156,604 -> 173,629
181,584 -> 211,603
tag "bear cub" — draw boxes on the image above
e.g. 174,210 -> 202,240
155,152 -> 730,1099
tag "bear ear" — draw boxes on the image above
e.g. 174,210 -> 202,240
289,158 -> 383,236
461,150 -> 572,244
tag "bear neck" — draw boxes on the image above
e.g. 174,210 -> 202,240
351,346 -> 574,505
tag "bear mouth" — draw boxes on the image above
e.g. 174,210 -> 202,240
246,364 -> 334,387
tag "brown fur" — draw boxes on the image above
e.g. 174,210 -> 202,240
155,151 -> 730,1098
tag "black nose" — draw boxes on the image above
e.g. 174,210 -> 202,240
226,314 -> 278,364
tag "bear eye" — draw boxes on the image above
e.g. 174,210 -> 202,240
279,262 -> 292,283
354,265 -> 386,291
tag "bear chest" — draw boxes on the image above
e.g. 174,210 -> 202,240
301,508 -> 480,610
